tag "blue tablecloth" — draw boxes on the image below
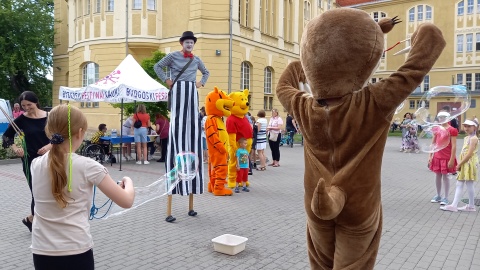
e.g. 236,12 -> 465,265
100,135 -> 152,144
100,136 -> 135,145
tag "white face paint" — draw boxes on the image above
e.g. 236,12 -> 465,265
182,40 -> 195,53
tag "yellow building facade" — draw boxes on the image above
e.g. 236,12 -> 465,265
349,0 -> 480,124
53,0 -> 339,130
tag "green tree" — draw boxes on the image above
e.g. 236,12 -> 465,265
112,51 -> 169,120
0,0 -> 54,106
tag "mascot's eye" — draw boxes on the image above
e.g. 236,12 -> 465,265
208,98 -> 211,101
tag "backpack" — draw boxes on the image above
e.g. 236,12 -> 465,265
134,113 -> 142,128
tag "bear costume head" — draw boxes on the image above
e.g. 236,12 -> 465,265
301,9 -> 399,101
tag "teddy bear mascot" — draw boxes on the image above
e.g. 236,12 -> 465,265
204,87 -> 234,196
226,90 -> 253,188
276,9 -> 445,270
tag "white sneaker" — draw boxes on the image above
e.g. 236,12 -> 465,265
136,161 -> 142,165
144,161 -> 150,165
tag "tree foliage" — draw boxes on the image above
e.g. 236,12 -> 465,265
0,0 -> 54,106
111,51 -> 169,120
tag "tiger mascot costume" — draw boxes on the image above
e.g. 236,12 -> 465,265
205,87 -> 234,196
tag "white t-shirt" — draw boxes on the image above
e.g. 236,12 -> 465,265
30,152 -> 107,255
201,116 -> 207,139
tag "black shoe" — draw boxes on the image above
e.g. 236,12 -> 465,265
188,210 -> 197,216
165,215 -> 176,222
157,159 -> 165,162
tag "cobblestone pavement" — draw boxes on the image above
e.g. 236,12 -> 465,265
1,137 -> 479,270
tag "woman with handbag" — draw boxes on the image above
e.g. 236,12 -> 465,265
153,31 -> 209,222
133,104 -> 150,165
155,113 -> 169,162
267,109 -> 283,167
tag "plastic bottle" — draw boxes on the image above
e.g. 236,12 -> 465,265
111,129 -> 117,138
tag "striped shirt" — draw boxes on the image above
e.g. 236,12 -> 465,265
153,51 -> 210,86
256,118 -> 268,143
90,131 -> 105,144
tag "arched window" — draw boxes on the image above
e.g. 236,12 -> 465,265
82,62 -> 99,108
426,6 -> 432,19
241,62 -> 251,91
417,5 -> 423,20
264,67 -> 273,94
409,8 -> 415,21
458,0 -> 464,15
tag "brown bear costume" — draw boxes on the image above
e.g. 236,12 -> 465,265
277,9 -> 445,270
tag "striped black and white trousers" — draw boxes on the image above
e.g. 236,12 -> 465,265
166,81 -> 204,195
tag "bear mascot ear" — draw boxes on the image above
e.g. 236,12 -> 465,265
378,16 -> 401,34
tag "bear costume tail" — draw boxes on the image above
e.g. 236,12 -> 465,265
311,178 -> 346,220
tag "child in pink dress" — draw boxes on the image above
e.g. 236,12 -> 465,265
428,111 -> 458,205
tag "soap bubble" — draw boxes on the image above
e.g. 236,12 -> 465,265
414,85 -> 470,125
394,101 -> 405,115
417,125 -> 450,153
90,152 -> 199,220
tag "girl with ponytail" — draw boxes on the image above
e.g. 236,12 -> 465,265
30,104 -> 135,270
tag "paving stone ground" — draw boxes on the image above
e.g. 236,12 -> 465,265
1,137 -> 479,270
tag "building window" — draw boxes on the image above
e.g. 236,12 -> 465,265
476,33 -> 480,51
95,0 -> 100,13
133,0 -> 142,10
471,99 -> 476,108
284,0 -> 293,42
241,62 -> 251,91
417,5 -> 423,20
372,12 -> 386,22
468,0 -> 474,14
457,34 -> 464,52
85,0 -> 90,15
327,0 -> 331,10
409,100 -> 415,109
264,67 -> 273,94
264,96 -> 273,110
466,73 -> 472,90
423,75 -> 430,92
458,0 -> 464,15
478,0 -> 480,13
239,0 -> 250,27
147,0 -> 156,10
304,0 -> 311,21
426,6 -> 432,19
409,8 -> 414,22
106,0 -> 114,11
245,0 -> 249,27
259,0 -> 262,32
457,74 -> 463,85
475,73 -> 480,90
467,33 -> 473,52
317,0 -> 322,8
371,78 -> 377,83
82,62 -> 99,108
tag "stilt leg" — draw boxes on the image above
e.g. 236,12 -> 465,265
188,194 -> 197,216
165,195 -> 176,222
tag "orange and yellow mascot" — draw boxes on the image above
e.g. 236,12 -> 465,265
226,89 -> 253,188
205,87 -> 234,196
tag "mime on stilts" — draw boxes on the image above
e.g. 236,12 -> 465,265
154,31 -> 209,222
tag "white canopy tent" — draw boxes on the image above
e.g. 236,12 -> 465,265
58,54 -> 169,170
59,54 -> 168,103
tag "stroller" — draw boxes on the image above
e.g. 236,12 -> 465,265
280,130 -> 294,147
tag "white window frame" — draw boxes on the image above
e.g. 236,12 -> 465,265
82,63 -> 100,108
467,33 -> 473,52
457,34 -> 464,52
417,5 -> 423,20
241,62 -> 251,91
132,0 -> 142,10
468,0 -> 474,14
95,0 -> 100,13
475,73 -> 480,90
147,0 -> 156,10
426,6 -> 432,20
106,0 -> 114,11
264,67 -> 272,94
423,75 -> 430,92
409,8 -> 415,22
467,73 -> 472,90
304,0 -> 311,21
458,0 -> 465,15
